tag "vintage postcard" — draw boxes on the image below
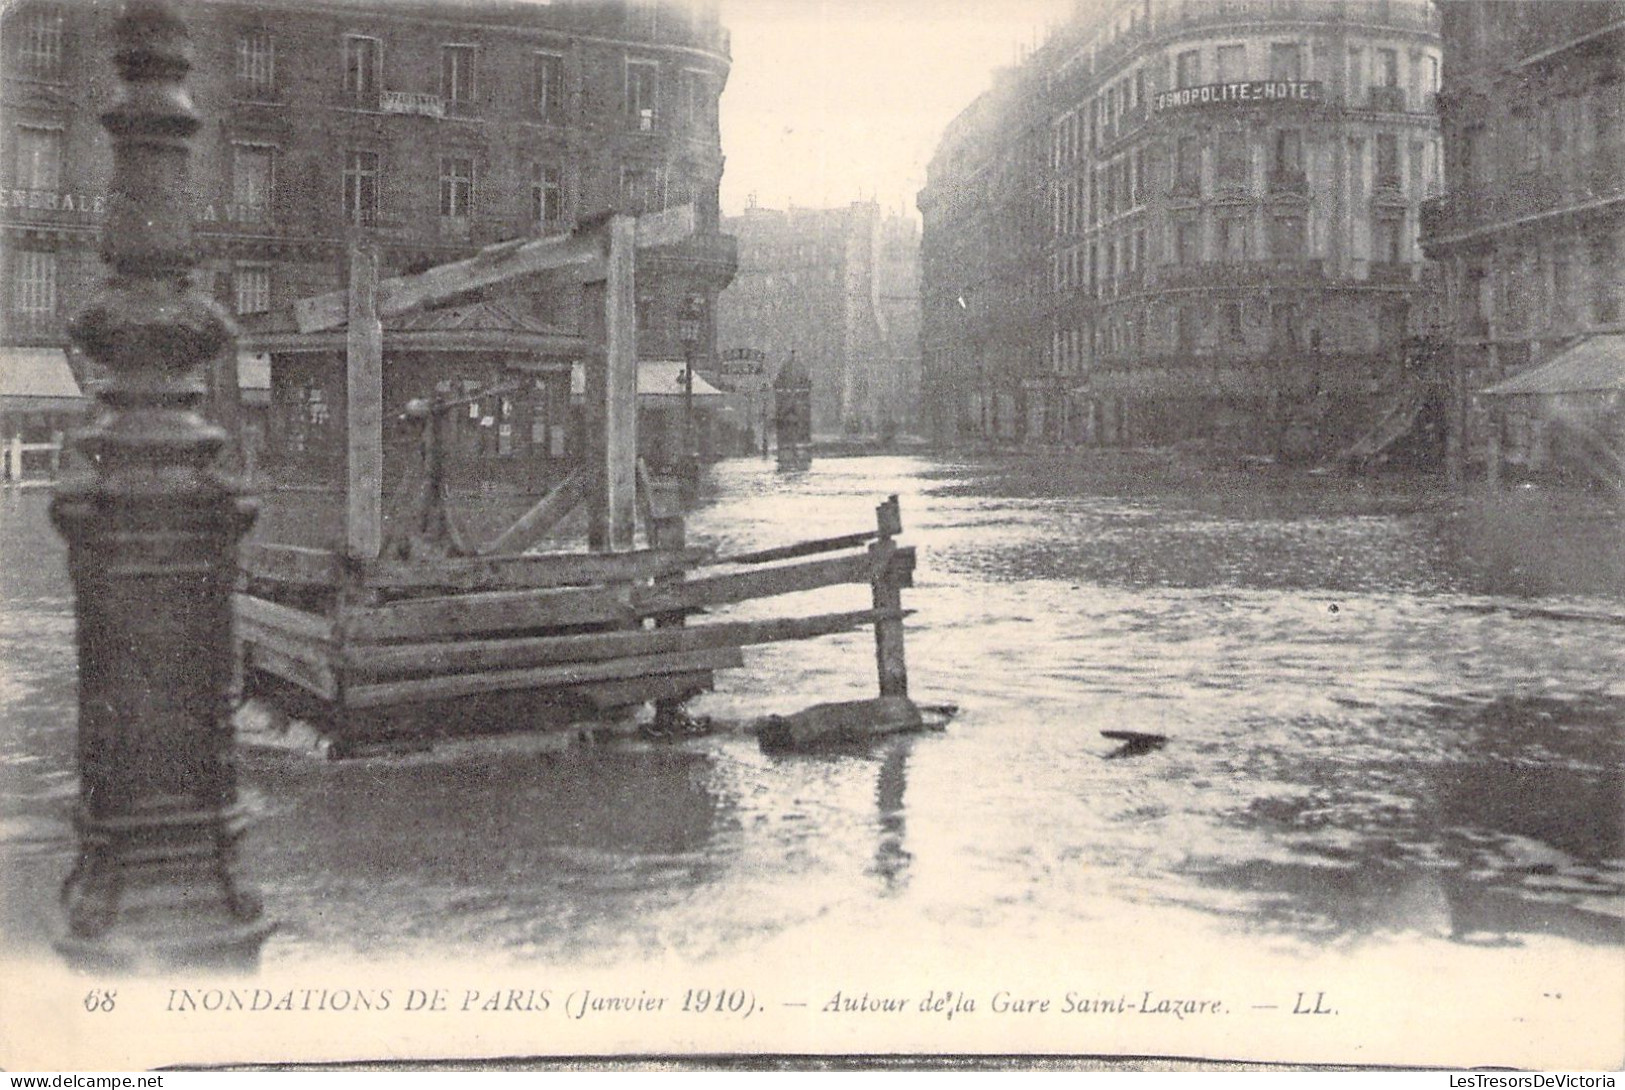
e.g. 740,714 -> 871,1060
1,0 -> 1622,1073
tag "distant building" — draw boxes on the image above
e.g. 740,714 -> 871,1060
716,199 -> 922,438
1,0 -> 737,484
921,0 -> 1447,463
1421,1 -> 1624,483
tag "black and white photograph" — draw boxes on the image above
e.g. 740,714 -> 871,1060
0,0 -> 1621,1072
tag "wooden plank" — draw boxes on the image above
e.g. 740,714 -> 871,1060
478,467 -> 589,557
294,229 -> 603,334
345,647 -> 744,709
240,543 -> 343,587
234,593 -> 335,643
348,606 -> 908,679
346,244 -> 384,561
238,613 -> 333,667
634,548 -> 912,615
343,584 -> 634,643
585,213 -> 638,552
242,641 -> 338,701
567,671 -> 713,711
364,545 -> 711,593
717,529 -> 878,566
870,539 -> 908,699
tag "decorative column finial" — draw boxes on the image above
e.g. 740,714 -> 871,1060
50,0 -> 274,973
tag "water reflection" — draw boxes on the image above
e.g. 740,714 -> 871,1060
3,453 -> 1621,967
870,741 -> 912,893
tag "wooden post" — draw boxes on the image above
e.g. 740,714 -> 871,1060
49,0 -> 271,972
584,214 -> 637,552
347,243 -> 383,560
870,494 -> 908,699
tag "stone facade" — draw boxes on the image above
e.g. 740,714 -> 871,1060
921,0 -> 1446,463
2,0 -> 736,473
1421,0 -> 1624,480
716,199 -> 921,438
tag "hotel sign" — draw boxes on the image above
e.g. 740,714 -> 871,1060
381,91 -> 445,118
1154,81 -> 1323,113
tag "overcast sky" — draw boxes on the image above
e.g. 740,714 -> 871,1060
716,0 -> 1074,218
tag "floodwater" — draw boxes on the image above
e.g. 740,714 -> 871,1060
2,454 -> 1622,1000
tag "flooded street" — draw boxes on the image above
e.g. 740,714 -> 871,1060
2,454 -> 1622,1062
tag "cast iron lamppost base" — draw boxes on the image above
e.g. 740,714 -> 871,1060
50,0 -> 272,973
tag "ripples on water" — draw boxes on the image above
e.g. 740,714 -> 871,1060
1,456 -> 1621,968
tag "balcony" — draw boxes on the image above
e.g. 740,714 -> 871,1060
1153,259 -> 1325,290
1367,86 -> 1408,113
1268,170 -> 1309,196
1367,261 -> 1418,283
639,231 -> 738,285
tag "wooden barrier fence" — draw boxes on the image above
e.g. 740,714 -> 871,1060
236,495 -> 915,752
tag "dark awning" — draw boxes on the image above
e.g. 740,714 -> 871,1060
1481,334 -> 1625,397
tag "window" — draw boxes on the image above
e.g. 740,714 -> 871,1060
619,165 -> 664,214
534,52 -> 564,121
15,126 -> 61,191
1269,43 -> 1302,82
531,162 -> 562,228
1222,301 -> 1245,344
1272,129 -> 1305,191
13,250 -> 56,332
440,156 -> 474,218
1270,302 -> 1301,349
1176,304 -> 1199,351
232,143 -> 274,221
343,35 -> 380,103
1376,133 -> 1400,188
1220,216 -> 1249,263
1176,50 -> 1201,89
1376,48 -> 1399,88
1175,134 -> 1201,194
1216,44 -> 1245,83
442,45 -> 477,111
682,69 -> 710,131
1347,46 -> 1365,102
342,150 -> 378,226
626,59 -> 659,132
1176,219 -> 1201,266
626,0 -> 658,36
15,6 -> 63,80
1269,215 -> 1305,260
1372,217 -> 1403,264
235,265 -> 271,315
236,29 -> 274,96
1217,136 -> 1248,187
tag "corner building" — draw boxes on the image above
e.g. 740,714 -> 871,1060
2,0 -> 736,483
922,0 -> 1446,460
1421,1 -> 1624,481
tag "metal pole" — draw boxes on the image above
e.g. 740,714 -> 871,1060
50,0 -> 272,973
681,339 -> 698,501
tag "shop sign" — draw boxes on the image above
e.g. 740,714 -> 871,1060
381,91 -> 446,118
0,189 -> 105,215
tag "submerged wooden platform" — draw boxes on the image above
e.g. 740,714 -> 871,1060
235,495 -> 915,754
